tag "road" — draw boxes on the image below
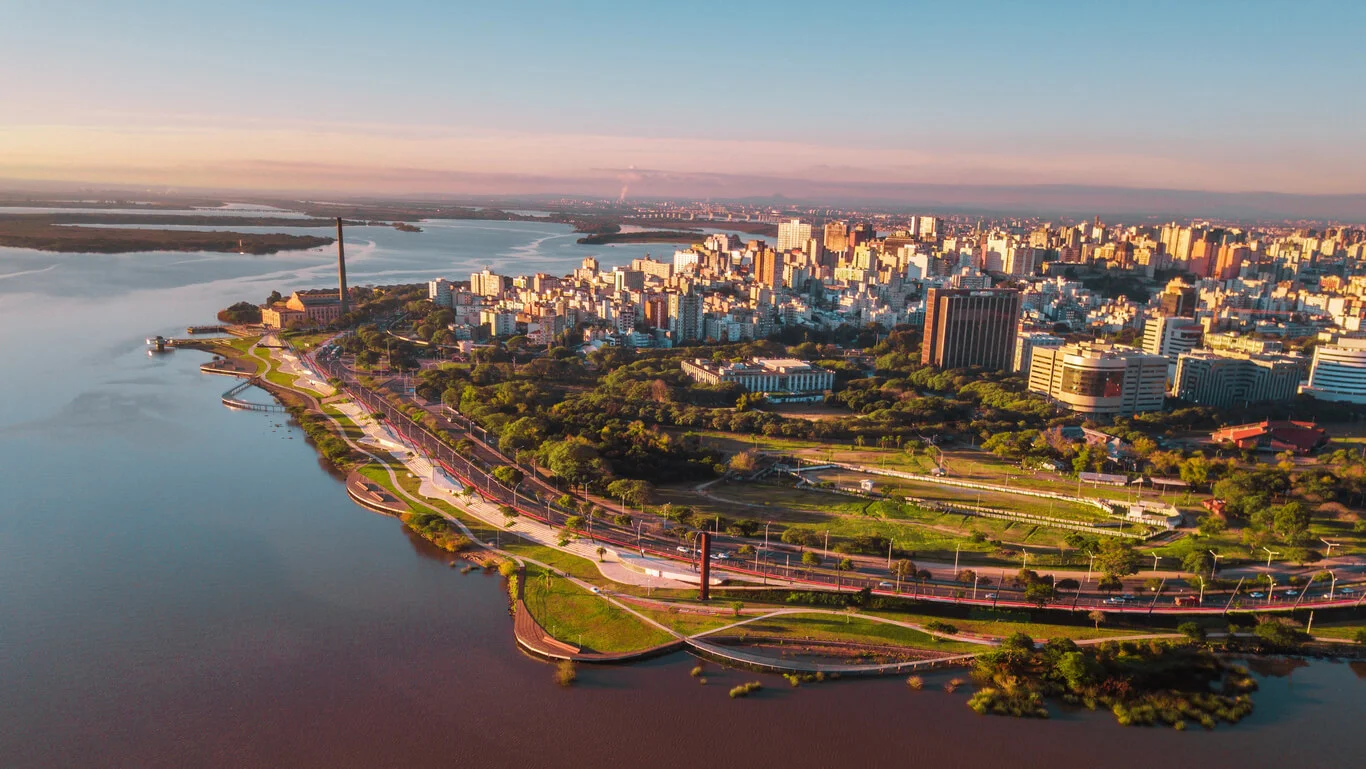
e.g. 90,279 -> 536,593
302,345 -> 1366,617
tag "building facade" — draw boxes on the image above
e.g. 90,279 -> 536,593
682,357 -> 833,394
921,288 -> 1021,370
1028,343 -> 1168,416
1301,337 -> 1366,403
1173,350 -> 1307,408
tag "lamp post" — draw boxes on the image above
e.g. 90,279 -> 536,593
1262,547 -> 1280,569
1209,550 -> 1223,577
763,521 -> 771,552
1321,538 -> 1340,557
1085,551 -> 1096,584
1196,575 -> 1206,605
1328,570 -> 1338,601
1151,554 -> 1161,573
887,539 -> 895,570
954,543 -> 961,577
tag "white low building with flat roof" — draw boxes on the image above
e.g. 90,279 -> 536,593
681,357 -> 834,394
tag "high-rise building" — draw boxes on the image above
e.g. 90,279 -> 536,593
1004,245 -> 1042,277
777,219 -> 812,253
754,248 -> 781,288
1214,244 -> 1249,280
1173,351 -> 1307,408
848,223 -> 876,249
920,288 -> 1021,370
1014,331 -> 1066,374
673,250 -> 701,274
1300,337 -> 1366,403
668,292 -> 703,343
1027,343 -> 1168,416
1158,280 -> 1198,317
917,216 -> 939,238
470,268 -> 507,297
428,278 -> 455,308
823,221 -> 849,254
1142,316 -> 1203,359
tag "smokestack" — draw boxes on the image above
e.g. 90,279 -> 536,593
336,217 -> 349,316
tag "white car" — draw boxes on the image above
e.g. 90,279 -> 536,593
877,581 -> 894,589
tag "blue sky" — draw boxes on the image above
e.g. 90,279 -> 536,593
2,0 -> 1363,196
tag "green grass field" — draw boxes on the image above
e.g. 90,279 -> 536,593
730,612 -> 982,654
522,568 -> 674,653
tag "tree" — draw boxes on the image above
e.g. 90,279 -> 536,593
727,450 -> 759,474
1024,582 -> 1056,608
606,479 -> 654,507
1095,538 -> 1139,579
1354,628 -> 1366,646
1087,609 -> 1105,630
498,504 -> 519,527
1056,578 -> 1080,591
595,546 -> 607,562
1097,574 -> 1123,594
1178,621 -> 1206,642
1179,453 -> 1211,488
730,601 -> 745,618
891,559 -> 916,586
782,528 -> 816,551
1182,550 -> 1213,576
801,551 -> 821,569
1253,617 -> 1308,649
1197,515 -> 1227,537
492,465 -> 524,488
736,544 -> 756,557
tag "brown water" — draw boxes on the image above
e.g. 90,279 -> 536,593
1,224 -> 1363,768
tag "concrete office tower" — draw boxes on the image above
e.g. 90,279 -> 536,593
777,219 -> 812,253
1301,337 -> 1366,403
1174,350 -> 1307,408
920,288 -> 1022,370
1014,331 -> 1066,374
1142,315 -> 1203,359
1028,343 -> 1168,416
336,218 -> 349,316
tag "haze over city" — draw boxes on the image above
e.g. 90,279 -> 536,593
3,0 -> 1365,213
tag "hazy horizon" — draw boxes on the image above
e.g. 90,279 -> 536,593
3,0 -> 1365,220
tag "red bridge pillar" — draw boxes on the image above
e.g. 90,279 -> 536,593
699,531 -> 712,601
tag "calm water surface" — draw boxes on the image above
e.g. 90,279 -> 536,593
1,216 -> 1362,768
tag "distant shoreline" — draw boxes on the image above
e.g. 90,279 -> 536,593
575,230 -> 705,245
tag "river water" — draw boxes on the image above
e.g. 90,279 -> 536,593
1,216 -> 1363,768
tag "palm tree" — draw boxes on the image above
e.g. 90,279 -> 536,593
595,546 -> 607,562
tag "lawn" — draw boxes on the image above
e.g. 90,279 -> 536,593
630,606 -> 740,636
1310,621 -> 1366,642
656,480 -> 1076,563
731,612 -> 982,654
862,609 -> 1145,642
522,568 -> 675,653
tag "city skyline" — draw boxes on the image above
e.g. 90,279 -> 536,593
3,0 -> 1365,204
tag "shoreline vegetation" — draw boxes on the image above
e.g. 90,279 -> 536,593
0,199 -> 778,253
184,313 -> 1363,722
0,219 -> 333,254
576,229 -> 710,245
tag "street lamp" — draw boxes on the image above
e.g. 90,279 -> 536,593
763,521 -> 772,551
1151,554 -> 1161,573
1085,551 -> 1096,584
1328,570 -> 1338,601
1209,550 -> 1223,577
1261,547 -> 1281,569
1195,575 -> 1206,605
1321,538 -> 1340,557
954,543 -> 961,576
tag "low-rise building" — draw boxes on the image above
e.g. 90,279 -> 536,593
681,357 -> 834,394
260,289 -> 343,329
1211,420 -> 1329,455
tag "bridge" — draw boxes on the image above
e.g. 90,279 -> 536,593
221,377 -> 286,412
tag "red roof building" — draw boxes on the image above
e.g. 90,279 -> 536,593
1210,420 -> 1329,455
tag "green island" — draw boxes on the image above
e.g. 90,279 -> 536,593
0,219 -> 333,254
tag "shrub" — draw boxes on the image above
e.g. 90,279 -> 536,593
554,660 -> 577,687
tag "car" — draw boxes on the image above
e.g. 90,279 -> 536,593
590,587 -> 600,594
1249,592 -> 1266,598
1104,597 -> 1126,604
675,546 -> 690,554
1121,593 -> 1136,601
715,552 -> 731,560
1284,590 -> 1299,597
983,593 -> 997,600
877,581 -> 894,588
1339,587 -> 1356,595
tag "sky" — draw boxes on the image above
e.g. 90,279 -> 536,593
2,0 -> 1364,200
